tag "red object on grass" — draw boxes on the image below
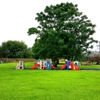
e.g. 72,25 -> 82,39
43,66 -> 46,69
70,62 -> 75,70
75,65 -> 80,70
31,63 -> 40,70
60,64 -> 67,70
52,65 -> 56,70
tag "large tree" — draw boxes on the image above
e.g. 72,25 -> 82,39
27,2 -> 97,66
0,40 -> 32,58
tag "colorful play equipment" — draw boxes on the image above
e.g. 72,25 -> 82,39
60,60 -> 80,70
31,59 -> 80,70
31,59 -> 56,70
31,63 -> 40,70
16,61 -> 25,70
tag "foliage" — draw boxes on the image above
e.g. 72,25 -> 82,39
27,2 -> 97,66
0,40 -> 32,58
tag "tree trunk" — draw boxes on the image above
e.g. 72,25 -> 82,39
57,58 -> 59,64
52,58 -> 58,67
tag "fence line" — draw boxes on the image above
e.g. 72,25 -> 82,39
0,58 -> 36,63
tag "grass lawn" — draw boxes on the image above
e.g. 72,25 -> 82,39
0,62 -> 100,100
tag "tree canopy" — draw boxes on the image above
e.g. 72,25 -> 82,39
27,2 -> 97,66
0,40 -> 32,58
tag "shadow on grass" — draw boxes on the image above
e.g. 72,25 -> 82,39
11,67 -> 100,71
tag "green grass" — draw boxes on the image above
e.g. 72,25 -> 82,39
80,65 -> 100,69
0,62 -> 100,100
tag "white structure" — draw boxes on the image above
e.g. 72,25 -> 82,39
39,60 -> 46,69
16,61 -> 25,69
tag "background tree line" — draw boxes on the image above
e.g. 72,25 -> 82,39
0,40 -> 32,58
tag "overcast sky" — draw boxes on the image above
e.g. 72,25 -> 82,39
0,0 -> 100,50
